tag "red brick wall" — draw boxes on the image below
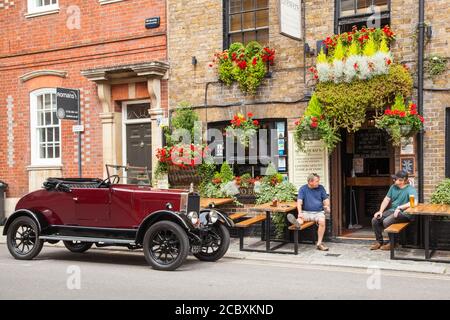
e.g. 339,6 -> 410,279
0,0 -> 168,198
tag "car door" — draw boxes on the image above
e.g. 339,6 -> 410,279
71,187 -> 111,225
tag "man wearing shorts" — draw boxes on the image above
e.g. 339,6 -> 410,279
287,173 -> 330,251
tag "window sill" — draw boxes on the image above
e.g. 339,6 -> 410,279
99,0 -> 125,5
25,8 -> 60,19
27,164 -> 63,171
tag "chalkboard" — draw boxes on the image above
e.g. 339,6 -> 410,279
355,129 -> 389,157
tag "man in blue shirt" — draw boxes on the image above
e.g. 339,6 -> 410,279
287,173 -> 330,251
370,170 -> 418,251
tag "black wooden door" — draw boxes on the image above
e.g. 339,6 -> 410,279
126,123 -> 152,170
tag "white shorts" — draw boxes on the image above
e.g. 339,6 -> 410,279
300,211 -> 326,223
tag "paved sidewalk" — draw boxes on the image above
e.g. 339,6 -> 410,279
1,226 -> 449,275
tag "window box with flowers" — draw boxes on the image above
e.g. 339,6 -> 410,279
210,41 -> 275,95
226,112 -> 259,147
375,95 -> 424,146
293,94 -> 341,152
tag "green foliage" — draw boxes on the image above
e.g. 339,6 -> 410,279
333,39 -> 345,61
304,94 -> 323,117
317,48 -> 328,63
431,179 -> 450,205
363,35 -> 377,56
347,40 -> 360,56
424,55 -> 448,78
379,37 -> 389,53
219,162 -> 234,183
166,103 -> 200,146
315,64 -> 413,132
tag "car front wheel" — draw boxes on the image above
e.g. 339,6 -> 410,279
6,216 -> 44,260
63,241 -> 93,253
194,223 -> 230,262
143,220 -> 189,271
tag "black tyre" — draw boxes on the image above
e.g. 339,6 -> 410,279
194,223 -> 230,262
143,220 -> 189,271
63,241 -> 93,253
6,216 -> 44,260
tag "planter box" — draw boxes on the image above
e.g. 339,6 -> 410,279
168,165 -> 201,188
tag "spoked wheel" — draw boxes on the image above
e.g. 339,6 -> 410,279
143,221 -> 189,271
194,223 -> 230,262
6,216 -> 43,260
63,241 -> 93,253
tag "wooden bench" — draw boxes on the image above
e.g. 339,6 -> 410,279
385,222 -> 411,259
228,212 -> 248,221
288,221 -> 316,254
235,215 -> 267,251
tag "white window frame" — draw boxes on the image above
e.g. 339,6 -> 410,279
30,88 -> 62,166
26,0 -> 59,17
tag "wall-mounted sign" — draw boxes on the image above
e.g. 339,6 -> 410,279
72,125 -> 84,133
56,88 -> 80,121
288,133 -> 329,192
279,0 -> 302,40
145,17 -> 160,29
400,156 -> 416,176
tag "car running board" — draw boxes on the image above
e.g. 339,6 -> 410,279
39,235 -> 136,245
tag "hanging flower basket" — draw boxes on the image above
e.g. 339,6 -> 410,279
376,95 -> 424,146
226,112 -> 259,147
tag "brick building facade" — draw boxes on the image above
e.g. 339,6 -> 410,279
0,0 -> 169,215
168,0 -> 449,236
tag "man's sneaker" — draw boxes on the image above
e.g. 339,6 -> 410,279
380,243 -> 391,251
370,242 -> 382,250
317,243 -> 329,251
287,213 -> 301,228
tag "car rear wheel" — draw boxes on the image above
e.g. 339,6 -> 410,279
143,220 -> 189,271
194,223 -> 230,262
6,216 -> 44,260
63,241 -> 93,253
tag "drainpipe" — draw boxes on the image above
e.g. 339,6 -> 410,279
418,0 -> 425,203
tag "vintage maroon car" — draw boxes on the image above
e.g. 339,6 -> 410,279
3,174 -> 233,271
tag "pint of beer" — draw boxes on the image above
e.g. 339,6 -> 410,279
409,194 -> 415,208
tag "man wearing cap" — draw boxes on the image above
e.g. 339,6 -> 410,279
370,170 -> 418,251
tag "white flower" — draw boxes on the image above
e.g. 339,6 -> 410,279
220,181 -> 240,196
316,62 -> 331,82
332,60 -> 345,83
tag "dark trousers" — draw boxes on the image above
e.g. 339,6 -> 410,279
371,210 -> 410,244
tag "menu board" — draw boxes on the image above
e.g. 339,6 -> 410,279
288,133 -> 329,192
355,129 -> 389,157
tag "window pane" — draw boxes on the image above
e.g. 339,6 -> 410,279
55,144 -> 60,158
244,31 -> 256,44
127,103 -> 151,120
230,14 -> 241,32
357,0 -> 372,14
45,112 -> 51,125
256,9 -> 268,28
243,0 -> 254,11
47,128 -> 54,142
242,12 -> 255,29
44,94 -> 51,110
47,145 -> 54,159
230,33 -> 243,44
55,127 -> 60,143
340,0 -> 355,16
256,0 -> 268,9
52,111 -> 58,125
40,144 -> 46,158
50,93 -> 56,110
39,128 -> 46,144
37,95 -> 43,110
256,29 -> 269,46
230,0 -> 241,13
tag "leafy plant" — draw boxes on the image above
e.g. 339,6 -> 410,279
226,112 -> 259,147
375,94 -> 424,146
166,102 -> 199,146
211,41 -> 276,94
424,55 -> 447,78
431,179 -> 450,205
293,94 -> 341,152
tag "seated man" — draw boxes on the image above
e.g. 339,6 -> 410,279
287,173 -> 330,251
370,170 -> 418,251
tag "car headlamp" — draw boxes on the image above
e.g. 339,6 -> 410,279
208,210 -> 219,224
187,211 -> 199,225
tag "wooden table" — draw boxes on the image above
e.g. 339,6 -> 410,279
248,201 -> 298,254
200,197 -> 234,209
405,203 -> 450,262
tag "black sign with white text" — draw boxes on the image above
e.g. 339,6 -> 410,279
56,88 -> 80,121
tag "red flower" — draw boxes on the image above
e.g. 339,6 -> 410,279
347,35 -> 353,42
410,110 -> 417,115
235,119 -> 241,127
400,112 -> 406,117
247,112 -> 253,118
384,109 -> 392,115
253,120 -> 259,126
237,60 -> 247,69
231,52 -> 237,61
418,115 -> 424,123
311,116 -> 318,122
311,121 -> 318,128
386,58 -> 392,65
294,120 -> 299,126
354,63 -> 359,70
252,57 -> 257,65
410,103 -> 417,110
208,63 -> 213,68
